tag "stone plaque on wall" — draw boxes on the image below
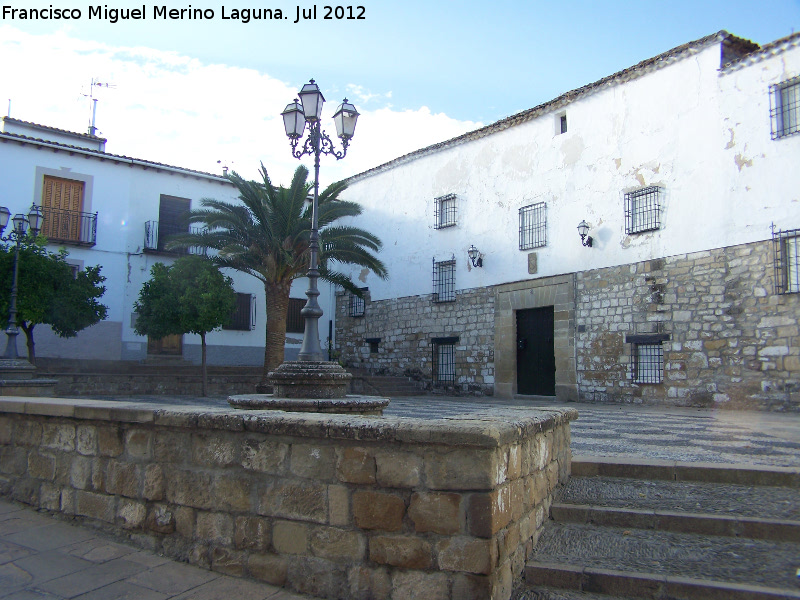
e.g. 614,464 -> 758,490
528,253 -> 538,275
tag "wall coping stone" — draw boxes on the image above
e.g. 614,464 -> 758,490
0,396 -> 577,449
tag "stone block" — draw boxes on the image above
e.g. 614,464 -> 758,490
467,486 -> 513,538
272,520 -> 309,554
437,536 -> 497,575
291,443 -> 336,480
288,556 -> 347,599
375,450 -> 422,488
28,451 -> 55,481
247,552 -> 288,586
212,473 -> 252,512
310,525 -> 366,562
369,535 -> 432,569
235,515 -> 271,551
210,546 -> 245,577
0,446 -> 26,476
259,478 -> 327,523
75,425 -> 97,456
124,429 -> 152,459
75,490 -> 116,522
97,427 -> 123,457
424,448 -> 502,490
174,505 -> 195,537
105,460 -> 140,497
154,430 -> 191,463
145,503 -> 175,534
408,492 -> 462,534
336,446 -> 376,484
328,484 -> 350,526
0,416 -> 11,444
391,570 -> 449,600
70,455 -> 92,490
15,421 -> 42,446
192,432 -> 239,467
241,437 -> 288,474
196,511 -> 233,545
347,566 -> 392,600
352,490 -> 405,531
117,498 -> 146,529
452,573 -> 492,600
39,482 -> 61,511
165,468 -> 214,510
143,464 -> 165,501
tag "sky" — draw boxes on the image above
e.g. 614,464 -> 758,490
1,0 -> 799,187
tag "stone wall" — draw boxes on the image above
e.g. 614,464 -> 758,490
336,287 -> 495,395
576,240 -> 800,410
0,397 -> 575,600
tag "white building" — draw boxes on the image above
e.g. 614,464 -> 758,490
335,31 -> 800,410
0,118 -> 337,366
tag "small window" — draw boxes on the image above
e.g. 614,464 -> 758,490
772,225 -> 800,294
624,186 -> 662,234
432,337 -> 458,386
432,257 -> 456,303
560,114 -> 567,134
519,202 -> 547,250
434,194 -> 457,229
349,290 -> 366,317
770,75 -> 800,140
625,334 -> 668,384
366,337 -> 380,354
286,297 -> 306,333
224,293 -> 256,331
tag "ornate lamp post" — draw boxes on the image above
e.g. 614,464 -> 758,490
281,80 -> 359,362
0,204 -> 43,361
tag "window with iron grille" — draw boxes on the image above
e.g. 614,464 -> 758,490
772,225 -> 800,294
434,194 -> 457,229
432,257 -> 456,302
519,202 -> 547,250
432,337 -> 458,386
349,289 -> 366,317
624,186 -> 662,234
223,293 -> 256,331
770,75 -> 800,140
286,297 -> 306,333
625,334 -> 668,384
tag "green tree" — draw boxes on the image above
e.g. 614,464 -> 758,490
0,236 -> 108,362
168,164 -> 387,390
134,256 -> 237,396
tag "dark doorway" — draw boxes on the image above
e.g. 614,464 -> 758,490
516,306 -> 555,395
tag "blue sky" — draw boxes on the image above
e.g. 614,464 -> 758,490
2,1 -> 799,183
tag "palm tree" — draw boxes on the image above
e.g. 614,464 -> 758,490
168,164 -> 387,390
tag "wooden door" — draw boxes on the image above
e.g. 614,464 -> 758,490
516,306 -> 555,396
147,334 -> 183,356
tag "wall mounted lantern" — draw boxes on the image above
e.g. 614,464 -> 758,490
577,220 -> 593,247
467,244 -> 483,267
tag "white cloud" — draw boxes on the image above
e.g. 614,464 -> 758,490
0,26 -> 480,188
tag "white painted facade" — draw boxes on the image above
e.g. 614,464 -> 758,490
340,32 -> 799,303
0,118 -> 336,365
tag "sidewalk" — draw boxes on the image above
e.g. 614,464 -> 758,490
2,395 -> 798,599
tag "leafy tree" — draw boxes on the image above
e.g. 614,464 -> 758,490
168,164 -> 387,391
0,236 -> 108,362
134,256 -> 236,396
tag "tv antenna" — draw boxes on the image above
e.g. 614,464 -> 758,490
83,78 -> 116,136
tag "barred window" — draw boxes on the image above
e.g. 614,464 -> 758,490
624,186 -> 662,234
223,293 -> 256,331
770,75 -> 800,140
625,334 -> 668,384
519,202 -> 547,250
772,225 -> 800,294
286,297 -> 306,333
432,337 -> 457,386
432,257 -> 456,302
349,292 -> 365,317
434,194 -> 457,229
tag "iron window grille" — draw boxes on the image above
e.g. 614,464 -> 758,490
772,224 -> 800,294
434,194 -> 457,229
625,334 -> 668,384
624,186 -> 662,234
286,298 -> 306,333
223,293 -> 256,331
519,202 -> 547,250
432,257 -> 456,302
42,208 -> 98,247
770,75 -> 800,140
432,337 -> 458,386
349,288 -> 366,317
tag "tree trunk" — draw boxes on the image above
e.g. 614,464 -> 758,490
21,322 -> 35,364
258,280 -> 292,392
201,331 -> 207,397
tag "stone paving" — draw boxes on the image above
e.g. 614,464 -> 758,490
2,394 -> 798,599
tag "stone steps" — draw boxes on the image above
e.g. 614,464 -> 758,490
360,375 -> 425,397
516,458 -> 800,600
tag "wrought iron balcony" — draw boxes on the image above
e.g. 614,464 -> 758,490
144,221 -> 206,255
41,208 -> 97,246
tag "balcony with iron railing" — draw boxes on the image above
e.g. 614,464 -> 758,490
42,208 -> 98,246
144,221 -> 207,255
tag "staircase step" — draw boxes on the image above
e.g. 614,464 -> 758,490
526,522 -> 800,597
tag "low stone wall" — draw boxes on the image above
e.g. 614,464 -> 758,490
0,397 -> 575,600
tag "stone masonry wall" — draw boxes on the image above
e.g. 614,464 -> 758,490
576,240 -> 800,410
0,397 -> 575,600
336,287 -> 495,395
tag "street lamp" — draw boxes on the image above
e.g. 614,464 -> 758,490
281,79 -> 359,362
0,204 -> 43,360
